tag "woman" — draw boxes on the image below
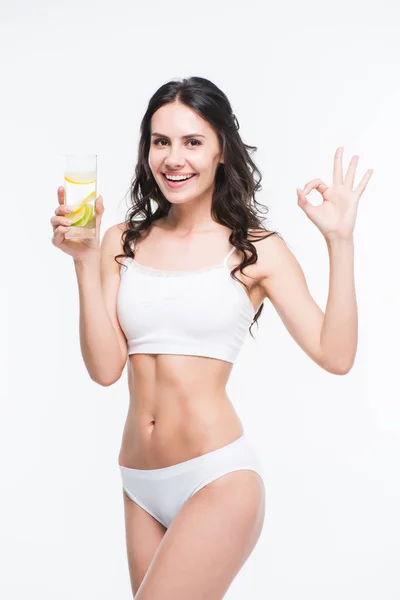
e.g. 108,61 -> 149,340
51,76 -> 373,599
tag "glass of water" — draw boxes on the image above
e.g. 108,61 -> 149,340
63,154 -> 97,240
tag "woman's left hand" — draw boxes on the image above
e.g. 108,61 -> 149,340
296,146 -> 374,241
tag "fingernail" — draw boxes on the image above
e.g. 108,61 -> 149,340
64,206 -> 73,213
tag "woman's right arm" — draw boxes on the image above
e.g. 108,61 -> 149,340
74,224 -> 128,386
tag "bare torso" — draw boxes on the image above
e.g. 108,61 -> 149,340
116,219 -> 267,470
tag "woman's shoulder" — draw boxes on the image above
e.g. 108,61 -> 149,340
245,228 -> 287,280
101,221 -> 130,255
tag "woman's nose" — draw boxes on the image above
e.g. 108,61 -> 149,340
164,154 -> 185,168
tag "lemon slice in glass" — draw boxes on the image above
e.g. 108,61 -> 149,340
73,203 -> 94,227
64,176 -> 97,185
65,191 -> 95,225
66,209 -> 86,225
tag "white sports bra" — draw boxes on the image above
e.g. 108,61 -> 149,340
116,239 -> 256,364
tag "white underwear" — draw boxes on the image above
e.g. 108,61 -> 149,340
119,434 -> 265,529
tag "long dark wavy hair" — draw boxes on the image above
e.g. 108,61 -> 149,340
115,76 -> 283,338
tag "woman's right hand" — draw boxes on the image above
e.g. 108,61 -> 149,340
51,186 -> 104,262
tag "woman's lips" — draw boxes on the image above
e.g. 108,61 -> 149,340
162,173 -> 197,189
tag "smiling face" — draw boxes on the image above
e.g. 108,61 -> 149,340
148,102 -> 224,204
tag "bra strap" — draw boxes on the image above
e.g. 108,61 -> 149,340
222,246 -> 236,267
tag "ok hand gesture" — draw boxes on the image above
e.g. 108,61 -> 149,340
296,146 -> 373,241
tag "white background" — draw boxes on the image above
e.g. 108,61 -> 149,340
2,0 -> 399,598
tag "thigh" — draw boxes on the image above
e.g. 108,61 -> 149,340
122,489 -> 167,596
135,469 -> 266,600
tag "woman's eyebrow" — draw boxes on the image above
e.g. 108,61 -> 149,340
151,132 -> 206,139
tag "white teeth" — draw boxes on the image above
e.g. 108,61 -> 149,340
165,174 -> 195,181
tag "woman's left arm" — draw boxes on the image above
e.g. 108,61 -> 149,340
258,146 -> 373,375
320,235 -> 357,374
257,233 -> 357,375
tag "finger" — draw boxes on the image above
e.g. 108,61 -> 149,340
296,187 -> 309,208
50,215 -> 74,230
55,204 -> 74,216
354,169 -> 374,197
95,195 -> 104,215
333,146 -> 344,185
95,196 -> 103,238
52,225 -> 71,247
343,154 -> 359,189
303,178 -> 329,195
57,186 -> 64,205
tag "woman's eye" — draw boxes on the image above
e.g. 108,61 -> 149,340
153,139 -> 200,147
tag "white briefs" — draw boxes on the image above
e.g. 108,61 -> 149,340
119,434 -> 265,529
